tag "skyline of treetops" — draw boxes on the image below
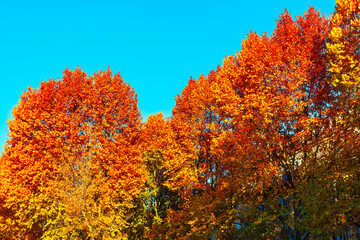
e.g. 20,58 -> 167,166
1,0 -> 359,239
0,0 -> 334,151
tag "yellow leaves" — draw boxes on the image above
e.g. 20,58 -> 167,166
328,0 -> 360,94
187,217 -> 198,226
329,27 -> 344,41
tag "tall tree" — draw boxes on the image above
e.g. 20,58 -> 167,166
0,68 -> 146,239
169,7 -> 335,239
220,8 -> 335,239
170,69 -> 244,239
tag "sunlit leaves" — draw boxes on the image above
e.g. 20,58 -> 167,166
1,1 -> 360,239
0,68 -> 145,239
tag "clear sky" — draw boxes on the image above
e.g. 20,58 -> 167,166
0,0 -> 335,151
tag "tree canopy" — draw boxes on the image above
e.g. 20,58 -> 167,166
1,0 -> 360,239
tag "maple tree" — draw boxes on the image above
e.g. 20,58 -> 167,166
0,68 -> 146,239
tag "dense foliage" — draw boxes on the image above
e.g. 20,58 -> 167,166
1,0 -> 359,239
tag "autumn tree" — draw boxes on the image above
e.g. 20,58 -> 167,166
224,8 -> 334,239
168,7 -> 337,239
169,69 -> 244,239
0,68 -> 146,239
127,113 -> 197,239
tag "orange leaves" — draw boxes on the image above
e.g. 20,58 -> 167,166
0,67 -> 145,238
142,113 -> 197,192
1,2 -> 359,239
166,7 -> 339,239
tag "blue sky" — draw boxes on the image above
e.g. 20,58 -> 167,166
0,0 -> 335,151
